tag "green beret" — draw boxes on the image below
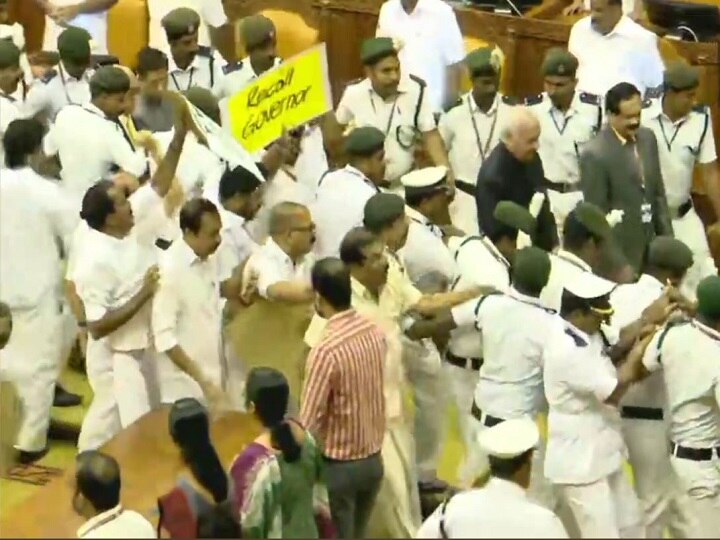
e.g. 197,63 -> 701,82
363,193 -> 405,232
241,15 -> 276,51
512,247 -> 551,293
697,275 -> 720,320
493,201 -> 536,236
571,202 -> 611,239
542,48 -> 578,78
664,61 -> 699,91
647,236 -> 693,273
161,7 -> 200,40
57,26 -> 92,63
183,86 -> 219,117
360,37 -> 397,66
89,66 -> 130,96
465,47 -> 500,78
344,126 -> 385,156
0,39 -> 20,69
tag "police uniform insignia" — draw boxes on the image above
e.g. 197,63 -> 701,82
196,45 -> 212,58
524,93 -> 543,106
565,327 -> 588,347
579,92 -> 600,106
41,69 -> 58,84
222,61 -> 243,75
501,95 -> 518,106
409,74 -> 427,87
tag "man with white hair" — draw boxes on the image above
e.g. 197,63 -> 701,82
475,106 -> 558,252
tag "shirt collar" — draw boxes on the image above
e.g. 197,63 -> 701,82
86,225 -> 124,247
326,308 -> 359,328
60,61 -> 88,82
654,95 -> 690,126
557,249 -> 592,271
219,205 -> 245,232
467,92 -> 499,116
177,237 -> 203,267
694,319 -> 720,341
487,477 -> 527,498
77,505 -> 124,538
365,77 -> 410,97
508,287 -> 544,306
351,275 -> 377,304
168,53 -> 200,73
84,102 -> 108,119
405,205 -> 430,225
637,273 -> 664,290
265,237 -> 294,267
546,91 -> 581,117
598,15 -> 633,38
611,125 -> 634,145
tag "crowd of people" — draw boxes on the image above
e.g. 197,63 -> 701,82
0,0 -> 720,537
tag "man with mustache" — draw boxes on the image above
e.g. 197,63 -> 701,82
0,39 -> 23,167
579,82 -> 673,280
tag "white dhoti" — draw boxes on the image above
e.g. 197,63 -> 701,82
673,207 -> 716,301
0,295 -> 61,452
112,348 -> 161,428
546,188 -> 584,241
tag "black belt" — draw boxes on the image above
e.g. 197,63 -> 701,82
322,451 -> 380,464
671,442 -> 720,461
446,351 -> 482,371
620,406 -> 664,421
455,179 -> 476,196
676,199 -> 693,219
540,177 -> 581,194
470,400 -> 504,427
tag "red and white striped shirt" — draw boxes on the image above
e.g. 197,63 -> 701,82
300,309 -> 386,460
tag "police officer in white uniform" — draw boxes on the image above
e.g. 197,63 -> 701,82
640,62 -> 719,302
335,37 -> 450,190
24,26 -> 93,124
526,48 -> 602,238
147,0 -> 228,55
544,270 -> 649,538
416,417 -> 568,538
161,7 -> 224,95
40,0 -> 117,54
0,119 -> 78,464
641,275 -> 720,537
439,47 -> 514,234
610,236 -> 696,538
0,40 -> 23,167
312,127 -> 384,259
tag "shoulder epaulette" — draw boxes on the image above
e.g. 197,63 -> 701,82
565,327 -> 588,347
524,93 -> 544,106
501,95 -> 518,106
222,61 -> 243,75
409,74 -> 427,87
642,98 -> 654,109
41,69 -> 57,84
444,97 -> 463,113
196,46 -> 213,58
579,92 -> 600,106
692,103 -> 709,114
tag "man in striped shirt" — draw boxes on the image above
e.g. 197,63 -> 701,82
300,258 -> 386,540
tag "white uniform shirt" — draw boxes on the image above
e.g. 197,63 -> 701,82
24,63 -> 92,122
453,289 -> 558,419
153,238 -> 224,401
216,56 -> 283,100
398,216 -> 456,291
44,103 -> 147,206
446,235 -> 510,359
641,98 -> 718,210
73,186 -> 164,352
610,273 -> 666,409
416,477 -> 568,538
528,91 -> 602,185
336,77 -> 436,182
568,15 -> 664,98
311,165 -> 379,259
544,323 -> 626,484
0,94 -> 21,167
376,0 -> 465,112
148,0 -> 228,53
0,167 -> 77,308
167,48 -> 225,94
439,92 -> 513,184
643,318 -> 720,448
540,249 -> 593,312
251,238 -> 314,299
77,505 -> 155,538
43,0 -> 110,53
210,200 -> 259,278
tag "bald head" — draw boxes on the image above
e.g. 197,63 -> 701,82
501,107 -> 541,162
75,451 -> 121,512
268,202 -> 309,235
268,201 -> 316,258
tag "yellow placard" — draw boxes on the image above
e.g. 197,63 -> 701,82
228,43 -> 333,152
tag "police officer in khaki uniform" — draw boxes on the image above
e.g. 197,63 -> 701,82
526,48 -> 602,238
162,8 -> 224,95
440,47 -> 515,235
640,62 -> 719,302
335,37 -> 451,192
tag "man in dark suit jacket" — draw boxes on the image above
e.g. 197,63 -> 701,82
580,82 -> 673,276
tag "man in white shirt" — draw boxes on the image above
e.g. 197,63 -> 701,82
312,127 -> 385,259
416,418 -> 568,538
36,0 -> 118,54
0,39 -> 23,167
148,0 -> 228,58
0,119 -> 78,464
74,451 -> 155,538
376,0 -> 465,113
568,0 -> 664,99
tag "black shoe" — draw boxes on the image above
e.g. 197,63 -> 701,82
53,385 -> 82,407
17,447 -> 49,465
48,419 -> 80,444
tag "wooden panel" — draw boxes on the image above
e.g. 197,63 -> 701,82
0,408 -> 262,538
7,0 -> 44,52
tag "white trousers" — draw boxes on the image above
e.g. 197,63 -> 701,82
449,190 -> 480,235
0,296 -> 62,452
673,207 -> 717,302
78,337 -> 121,452
670,453 -> 720,537
112,348 -> 161,428
559,467 -> 646,538
622,417 -> 694,538
442,362 -> 480,485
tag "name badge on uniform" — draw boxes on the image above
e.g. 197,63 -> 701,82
641,202 -> 652,224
